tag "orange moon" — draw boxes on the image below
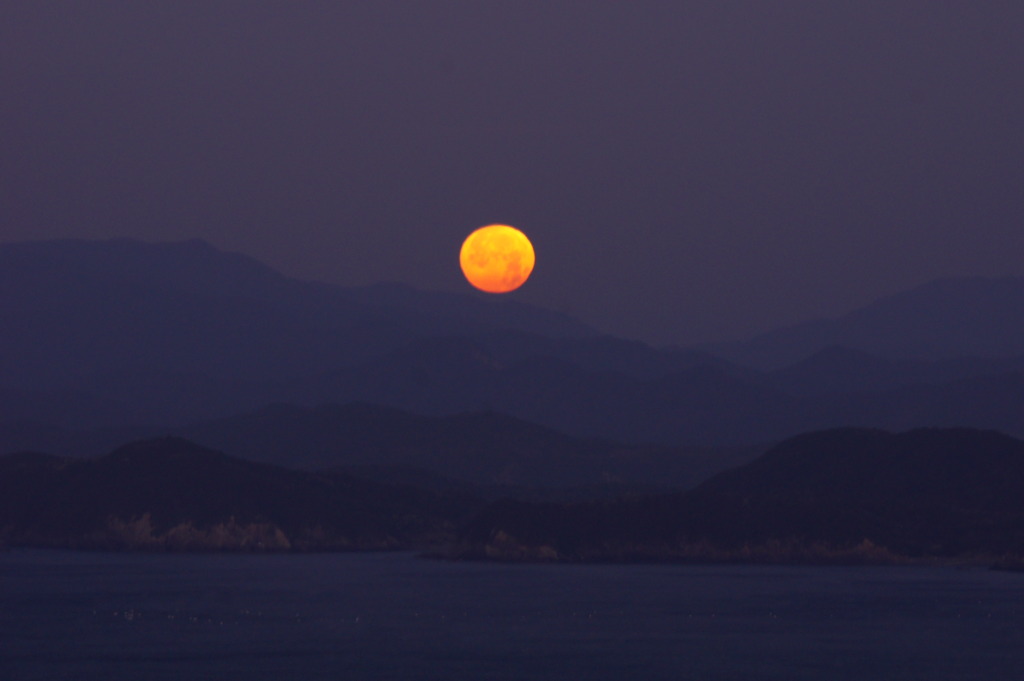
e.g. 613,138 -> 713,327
459,224 -> 535,293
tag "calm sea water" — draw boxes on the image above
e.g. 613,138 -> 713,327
2,550 -> 1023,680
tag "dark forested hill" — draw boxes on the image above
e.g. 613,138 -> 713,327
454,427 -> 1024,564
8,427 -> 1024,562
0,437 -> 481,551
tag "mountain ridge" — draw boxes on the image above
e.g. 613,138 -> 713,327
707,276 -> 1024,368
4,238 -> 1024,449
0,402 -> 761,491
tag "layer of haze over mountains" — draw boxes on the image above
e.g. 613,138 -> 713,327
5,238 -> 1024,561
4,239 -> 1024,452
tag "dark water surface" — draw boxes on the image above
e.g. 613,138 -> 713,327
2,550 -> 1023,680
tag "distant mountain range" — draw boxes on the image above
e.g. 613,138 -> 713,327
2,238 -> 1024,449
0,238 -> 592,425
0,402 -> 759,491
454,427 -> 1024,565
706,276 -> 1024,369
284,342 -> 1024,445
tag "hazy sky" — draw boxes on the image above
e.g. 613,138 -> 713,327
2,1 -> 1022,346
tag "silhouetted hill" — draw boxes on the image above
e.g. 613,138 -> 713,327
290,339 -> 1024,445
297,341 -> 801,445
679,428 -> 1024,556
0,403 -> 762,491
188,403 -> 766,490
801,372 -> 1024,437
768,346 -> 1024,396
341,464 -> 672,503
709,276 -> 1024,368
453,428 -> 1024,564
0,437 -> 481,551
9,347 -> 1024,452
428,329 -> 735,380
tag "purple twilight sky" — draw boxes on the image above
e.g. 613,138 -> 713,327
2,1 -> 1023,346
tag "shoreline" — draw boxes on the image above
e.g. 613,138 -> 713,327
4,541 -> 1022,573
